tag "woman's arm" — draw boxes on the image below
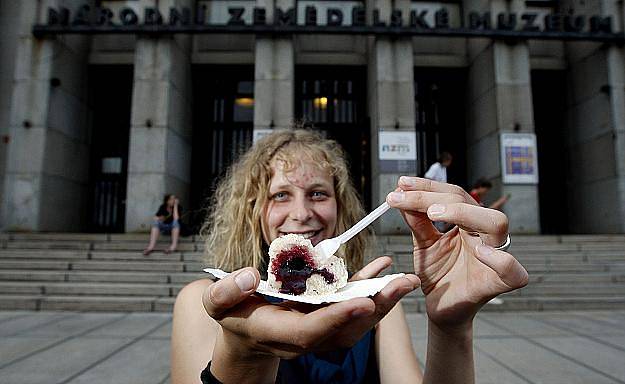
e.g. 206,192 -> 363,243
423,321 -> 473,384
375,304 -> 423,384
171,279 -> 219,384
171,279 -> 279,384
173,200 -> 180,221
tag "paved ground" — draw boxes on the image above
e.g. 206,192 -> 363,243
0,310 -> 624,384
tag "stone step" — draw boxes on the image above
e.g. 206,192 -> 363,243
4,241 -> 92,250
389,260 -> 625,274
0,250 -> 89,259
401,296 -> 625,313
0,269 -> 206,284
0,281 -> 178,296
0,294 -> 175,312
0,258 -> 207,273
511,283 -> 625,296
531,272 -> 625,284
91,242 -> 196,251
0,232 -> 198,242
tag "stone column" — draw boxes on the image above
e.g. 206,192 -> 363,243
2,1 -> 92,231
253,0 -> 294,131
0,0 -> 22,228
465,0 -> 540,233
125,0 -> 193,232
563,0 -> 625,232
368,0 -> 416,234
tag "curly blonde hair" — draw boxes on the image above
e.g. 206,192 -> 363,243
201,129 -> 370,273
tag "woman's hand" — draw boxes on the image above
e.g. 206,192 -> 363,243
386,176 -> 528,329
203,260 -> 419,381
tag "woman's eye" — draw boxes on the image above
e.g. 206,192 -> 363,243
311,191 -> 327,200
272,192 -> 288,201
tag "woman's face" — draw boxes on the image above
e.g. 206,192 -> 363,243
262,160 -> 337,246
167,195 -> 176,206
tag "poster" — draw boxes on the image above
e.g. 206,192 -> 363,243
500,133 -> 538,184
378,131 -> 417,161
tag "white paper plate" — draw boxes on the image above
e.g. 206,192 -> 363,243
203,268 -> 405,305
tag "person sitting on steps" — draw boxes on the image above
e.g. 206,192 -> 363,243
143,194 -> 181,255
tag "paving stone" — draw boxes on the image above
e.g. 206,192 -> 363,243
86,313 -> 170,338
0,312 -> 72,337
475,338 -> 618,384
64,338 -> 170,384
0,337 -> 133,384
526,312 -> 625,336
146,320 -> 172,339
0,336 -> 67,365
478,312 -> 571,337
26,313 -> 126,337
530,336 -> 625,382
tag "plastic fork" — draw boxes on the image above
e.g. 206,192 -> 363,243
314,201 -> 391,260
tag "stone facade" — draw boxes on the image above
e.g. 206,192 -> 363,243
1,0 -> 624,234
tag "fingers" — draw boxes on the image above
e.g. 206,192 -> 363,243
350,256 -> 392,281
202,267 -> 260,320
475,244 -> 529,290
387,190 -> 466,212
427,202 -> 509,247
398,176 -> 476,204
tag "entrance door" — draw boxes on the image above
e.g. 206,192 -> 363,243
190,66 -> 254,230
414,68 -> 467,188
532,70 -> 569,234
87,65 -> 133,232
295,66 -> 370,209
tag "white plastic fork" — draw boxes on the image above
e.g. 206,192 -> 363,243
314,201 -> 391,261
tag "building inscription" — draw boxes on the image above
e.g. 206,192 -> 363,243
33,4 -> 623,42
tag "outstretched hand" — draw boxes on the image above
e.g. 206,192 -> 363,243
386,176 -> 528,328
202,258 -> 419,361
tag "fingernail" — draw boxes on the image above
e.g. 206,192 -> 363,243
428,204 -> 446,216
400,176 -> 417,187
477,244 -> 494,257
234,270 -> 256,292
351,307 -> 372,318
388,191 -> 405,203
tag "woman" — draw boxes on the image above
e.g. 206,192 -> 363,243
143,194 -> 181,255
171,130 -> 528,383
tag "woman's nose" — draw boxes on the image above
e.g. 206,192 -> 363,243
289,198 -> 313,222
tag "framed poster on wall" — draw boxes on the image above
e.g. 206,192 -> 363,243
378,131 -> 417,173
500,133 -> 539,184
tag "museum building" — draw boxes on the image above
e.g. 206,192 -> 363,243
1,0 -> 625,235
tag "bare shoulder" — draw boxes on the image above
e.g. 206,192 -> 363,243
174,278 -> 213,310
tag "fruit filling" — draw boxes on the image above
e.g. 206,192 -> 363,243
270,245 -> 335,295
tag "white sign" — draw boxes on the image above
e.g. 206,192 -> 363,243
378,131 -> 417,161
500,133 -> 539,184
253,129 -> 274,143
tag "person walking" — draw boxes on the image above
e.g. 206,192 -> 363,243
424,151 -> 453,182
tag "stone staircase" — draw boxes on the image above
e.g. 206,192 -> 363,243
0,233 -> 624,312
386,235 -> 625,312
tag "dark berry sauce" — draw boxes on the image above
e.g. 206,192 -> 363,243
270,245 -> 335,295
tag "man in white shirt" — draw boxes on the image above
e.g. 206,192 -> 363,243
424,152 -> 453,182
